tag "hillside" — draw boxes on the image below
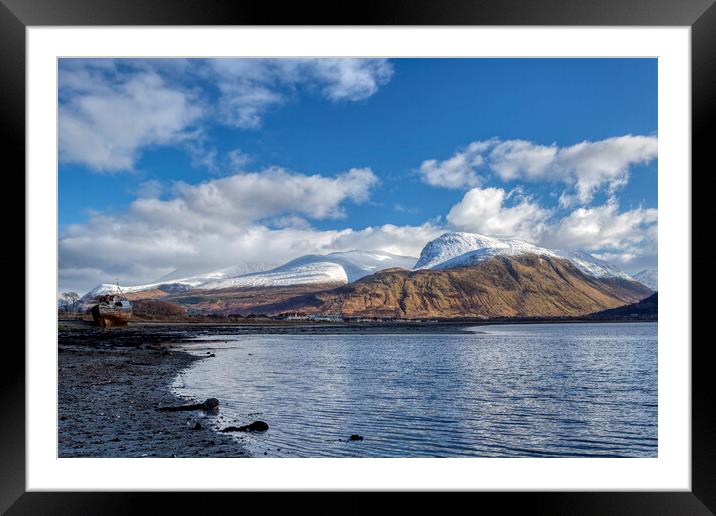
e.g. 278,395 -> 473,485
245,253 -> 652,319
79,250 -> 416,307
163,283 -> 341,316
77,232 -> 653,320
589,292 -> 658,320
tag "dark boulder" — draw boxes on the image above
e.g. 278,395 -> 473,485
157,398 -> 219,412
203,398 -> 220,410
221,421 -> 269,433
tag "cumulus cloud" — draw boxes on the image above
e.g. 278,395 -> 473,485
208,59 -> 392,128
419,135 -> 657,203
59,58 -> 394,171
301,59 -> 394,101
444,186 -> 657,270
541,197 -> 658,257
447,187 -> 552,241
419,141 -> 493,189
58,166 -> 414,293
155,167 -> 379,226
59,69 -> 202,172
60,219 -> 440,295
325,223 -> 442,257
133,179 -> 164,199
59,167 -> 657,293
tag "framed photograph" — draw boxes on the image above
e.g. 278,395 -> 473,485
6,0 -> 710,511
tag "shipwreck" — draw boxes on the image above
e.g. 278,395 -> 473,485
91,292 -> 132,327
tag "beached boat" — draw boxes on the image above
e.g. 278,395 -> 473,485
91,294 -> 132,327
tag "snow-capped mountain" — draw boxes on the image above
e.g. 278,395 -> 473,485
81,250 -> 417,299
198,250 -> 416,290
558,251 -> 634,280
414,233 -> 523,270
415,232 -> 633,280
79,233 -> 641,305
79,264 -> 272,301
198,261 -> 347,289
282,250 -> 416,282
632,269 -> 658,290
153,262 -> 274,284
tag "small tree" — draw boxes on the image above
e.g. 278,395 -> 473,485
61,292 -> 80,313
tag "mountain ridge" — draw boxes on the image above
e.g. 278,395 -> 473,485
79,249 -> 416,305
417,232 -> 633,280
77,232 -> 653,319
632,269 -> 658,291
229,253 -> 651,319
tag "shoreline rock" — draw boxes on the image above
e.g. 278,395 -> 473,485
157,398 -> 219,413
221,421 -> 269,433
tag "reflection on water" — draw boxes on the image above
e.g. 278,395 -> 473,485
173,322 -> 657,458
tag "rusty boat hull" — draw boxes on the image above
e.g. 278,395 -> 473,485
91,303 -> 132,327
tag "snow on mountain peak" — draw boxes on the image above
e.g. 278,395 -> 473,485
559,250 -> 633,280
278,250 -> 416,282
81,250 -> 418,298
199,250 -> 416,290
79,235 -> 639,302
415,232 -> 546,270
414,231 -> 633,280
199,261 -> 349,289
632,269 -> 658,290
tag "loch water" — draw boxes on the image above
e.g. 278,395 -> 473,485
173,322 -> 657,458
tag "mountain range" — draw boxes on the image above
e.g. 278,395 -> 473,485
80,250 -> 415,300
79,232 -> 654,319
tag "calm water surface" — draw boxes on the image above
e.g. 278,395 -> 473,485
173,323 -> 657,457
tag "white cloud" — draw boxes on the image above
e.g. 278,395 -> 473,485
151,167 -> 379,226
59,168 -> 657,293
444,187 -> 657,272
419,135 -> 657,203
59,70 -> 203,172
541,197 -> 657,254
227,148 -> 252,171
326,223 -> 442,257
133,179 -> 164,199
208,58 -> 393,128
488,140 -> 558,181
419,141 -> 491,189
58,167 -> 397,293
60,219 -> 440,295
304,59 -> 394,101
59,58 -> 394,170
447,187 -> 552,241
555,135 -> 658,203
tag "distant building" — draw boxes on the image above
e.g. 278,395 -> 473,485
307,314 -> 344,322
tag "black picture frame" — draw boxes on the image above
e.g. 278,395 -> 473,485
4,0 -> 709,511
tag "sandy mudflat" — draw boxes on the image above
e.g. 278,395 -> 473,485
58,323 -> 244,457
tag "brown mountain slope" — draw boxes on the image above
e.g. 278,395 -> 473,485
252,254 -> 652,319
162,283 -> 340,315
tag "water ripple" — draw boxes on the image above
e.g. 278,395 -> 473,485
174,322 -> 657,458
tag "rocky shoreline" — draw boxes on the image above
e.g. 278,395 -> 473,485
58,317 -> 650,458
58,322 -> 245,457
58,318 -> 479,458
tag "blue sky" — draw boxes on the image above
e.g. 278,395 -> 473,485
58,58 -> 657,293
